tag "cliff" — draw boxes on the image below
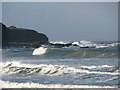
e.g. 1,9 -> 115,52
1,23 -> 49,48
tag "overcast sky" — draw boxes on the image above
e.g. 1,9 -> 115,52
2,2 -> 118,41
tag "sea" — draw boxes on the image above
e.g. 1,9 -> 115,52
0,40 -> 119,88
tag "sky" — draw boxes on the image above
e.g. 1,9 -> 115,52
2,2 -> 118,41
0,1 -> 1,24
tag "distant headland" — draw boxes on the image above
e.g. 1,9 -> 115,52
0,23 -> 49,48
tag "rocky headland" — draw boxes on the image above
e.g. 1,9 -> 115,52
0,23 -> 49,48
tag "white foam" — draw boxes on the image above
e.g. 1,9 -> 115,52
108,43 -> 119,47
32,47 -> 47,55
78,41 -> 96,47
0,80 -> 116,88
80,40 -> 93,44
50,41 -> 119,49
96,43 -> 119,48
50,41 -> 69,44
96,45 -> 109,48
72,41 -> 80,46
1,61 -> 119,76
80,65 -> 113,69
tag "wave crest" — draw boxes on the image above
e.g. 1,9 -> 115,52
50,41 -> 119,48
32,47 -> 47,55
1,61 -> 119,76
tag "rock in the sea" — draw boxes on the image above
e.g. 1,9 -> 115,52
0,23 -> 49,48
0,23 -> 8,48
49,43 -> 72,48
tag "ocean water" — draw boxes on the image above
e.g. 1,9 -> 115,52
0,41 -> 119,88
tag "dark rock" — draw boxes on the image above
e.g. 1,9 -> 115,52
80,46 -> 90,48
49,43 -> 72,48
49,43 -> 65,48
0,23 -> 49,48
0,23 -> 8,48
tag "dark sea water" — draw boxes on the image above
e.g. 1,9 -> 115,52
0,41 -> 119,88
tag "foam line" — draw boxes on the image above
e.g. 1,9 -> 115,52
0,80 -> 116,88
1,61 -> 119,76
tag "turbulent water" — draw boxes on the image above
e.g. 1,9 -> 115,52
1,41 -> 120,88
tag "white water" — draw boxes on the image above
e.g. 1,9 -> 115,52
2,42 -> 119,88
50,41 -> 69,44
1,61 -> 118,76
79,65 -> 113,69
32,47 -> 47,55
0,80 -> 116,88
50,41 -> 119,48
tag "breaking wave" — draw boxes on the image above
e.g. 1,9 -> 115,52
30,41 -> 118,57
50,41 -> 119,48
32,47 -> 118,58
50,41 -> 69,44
1,61 -> 119,76
0,80 -> 116,88
32,47 -> 47,55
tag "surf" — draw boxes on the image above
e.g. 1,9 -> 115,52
1,61 -> 119,76
32,47 -> 47,55
32,47 -> 118,58
0,80 -> 116,88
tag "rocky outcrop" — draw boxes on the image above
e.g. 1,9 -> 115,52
49,43 -> 72,48
1,23 -> 49,48
1,23 -> 8,48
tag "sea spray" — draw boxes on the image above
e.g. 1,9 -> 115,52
32,47 -> 47,55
